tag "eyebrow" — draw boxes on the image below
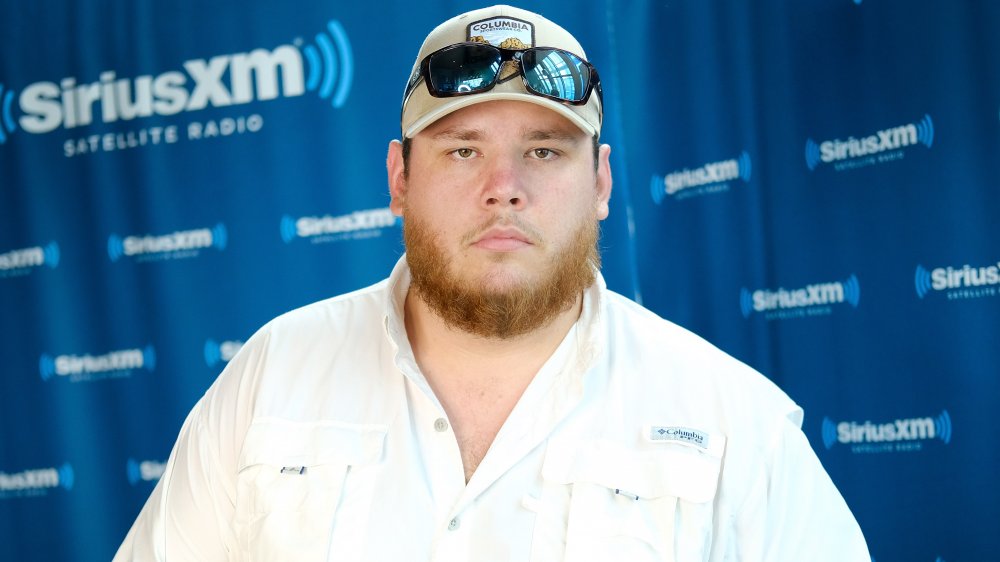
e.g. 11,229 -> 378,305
430,127 -> 487,142
522,128 -> 583,144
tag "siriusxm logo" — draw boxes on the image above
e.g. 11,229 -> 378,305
0,241 -> 59,278
126,458 -> 166,486
741,275 -> 860,319
0,20 -> 352,146
650,151 -> 752,203
0,82 -> 15,144
204,339 -> 244,367
108,223 -> 227,262
0,463 -> 74,498
915,260 -> 1000,300
805,114 -> 933,172
280,208 -> 399,244
822,410 -> 952,454
39,345 -> 155,383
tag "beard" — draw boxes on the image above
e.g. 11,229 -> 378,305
403,212 -> 600,340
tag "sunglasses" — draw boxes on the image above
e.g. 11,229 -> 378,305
404,42 -> 602,106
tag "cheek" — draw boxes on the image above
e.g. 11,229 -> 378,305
403,198 -> 466,243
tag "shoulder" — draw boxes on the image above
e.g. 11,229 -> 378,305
261,278 -> 391,341
597,288 -> 802,429
204,277 -> 395,414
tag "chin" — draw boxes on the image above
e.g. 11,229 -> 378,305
474,264 -> 537,292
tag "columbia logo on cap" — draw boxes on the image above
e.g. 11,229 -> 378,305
467,16 -> 535,48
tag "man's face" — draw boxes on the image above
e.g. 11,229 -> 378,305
388,100 -> 612,338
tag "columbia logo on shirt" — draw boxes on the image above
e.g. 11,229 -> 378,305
648,426 -> 710,449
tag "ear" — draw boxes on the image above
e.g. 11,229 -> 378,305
595,143 -> 613,220
387,139 -> 406,216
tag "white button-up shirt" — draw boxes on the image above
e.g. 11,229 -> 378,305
115,258 -> 869,561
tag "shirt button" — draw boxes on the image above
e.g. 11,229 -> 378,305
448,517 -> 460,531
434,418 -> 449,432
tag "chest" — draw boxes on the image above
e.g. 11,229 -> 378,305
234,412 -> 727,562
440,384 -> 524,481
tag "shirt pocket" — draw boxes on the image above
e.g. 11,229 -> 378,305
235,420 -> 386,562
533,436 -> 724,562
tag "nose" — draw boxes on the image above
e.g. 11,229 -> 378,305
481,154 -> 526,210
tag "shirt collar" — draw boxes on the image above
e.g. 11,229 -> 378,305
383,256 -> 418,372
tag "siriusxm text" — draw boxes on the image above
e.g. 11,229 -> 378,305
0,246 -> 44,270
54,349 -> 145,376
664,158 -> 740,195
123,228 -> 215,256
219,341 -> 243,363
931,263 -> 1000,290
19,47 -> 304,134
137,460 -> 166,482
0,468 -> 60,491
294,208 -> 396,237
820,124 -> 917,163
837,418 -> 936,444
753,282 -> 843,311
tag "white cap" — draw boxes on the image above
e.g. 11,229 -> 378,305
400,5 -> 602,138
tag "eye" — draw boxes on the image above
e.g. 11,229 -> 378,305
452,148 -> 476,159
531,148 -> 556,159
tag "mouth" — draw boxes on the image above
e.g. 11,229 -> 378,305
471,226 -> 534,252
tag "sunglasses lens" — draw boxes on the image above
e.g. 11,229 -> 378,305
427,44 -> 502,95
520,48 -> 591,103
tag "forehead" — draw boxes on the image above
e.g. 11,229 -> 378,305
417,100 -> 588,142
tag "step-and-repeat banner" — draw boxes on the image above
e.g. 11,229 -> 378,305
1,1 -> 997,560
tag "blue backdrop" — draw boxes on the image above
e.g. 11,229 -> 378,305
1,1 -> 997,560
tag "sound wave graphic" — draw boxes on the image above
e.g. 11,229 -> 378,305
843,274 -> 861,307
914,264 -> 932,298
43,242 -> 60,268
280,215 -> 297,243
143,345 -> 157,372
39,353 -> 56,381
0,83 -> 16,144
935,410 -> 952,444
916,114 -> 934,148
649,175 -> 666,205
739,288 -> 754,318
738,151 -> 752,182
204,339 -> 222,367
302,20 -> 354,108
804,138 -> 821,171
58,463 -> 75,490
108,234 -> 125,262
126,458 -> 141,486
821,416 -> 837,450
211,223 -> 228,251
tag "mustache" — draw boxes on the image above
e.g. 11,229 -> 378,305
460,215 -> 543,247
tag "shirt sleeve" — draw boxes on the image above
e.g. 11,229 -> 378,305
112,330 -> 266,561
734,413 -> 870,561
112,405 -> 235,560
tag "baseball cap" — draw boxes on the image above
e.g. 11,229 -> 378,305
400,5 -> 603,138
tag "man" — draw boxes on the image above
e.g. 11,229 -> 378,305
116,5 -> 870,561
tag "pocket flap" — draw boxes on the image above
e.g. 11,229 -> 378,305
542,437 -> 724,503
239,418 -> 387,469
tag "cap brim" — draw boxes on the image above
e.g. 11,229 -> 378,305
403,91 -> 598,139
